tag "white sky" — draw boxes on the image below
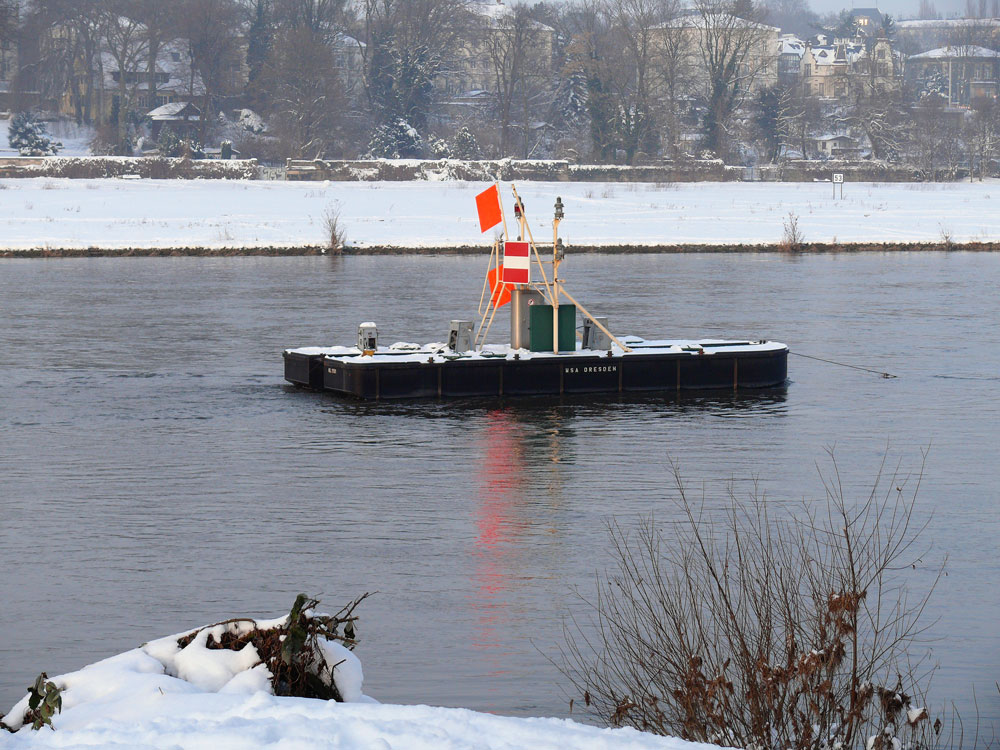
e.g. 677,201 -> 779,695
810,0 -> 968,19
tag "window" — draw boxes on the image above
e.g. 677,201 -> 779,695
171,52 -> 181,62
804,63 -> 812,76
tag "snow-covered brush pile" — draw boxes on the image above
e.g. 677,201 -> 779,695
0,593 -> 369,734
171,592 -> 369,701
0,593 -> 704,749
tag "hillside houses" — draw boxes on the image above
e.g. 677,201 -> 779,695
907,44 -> 1000,106
2,0 -> 1000,166
86,42 -> 205,126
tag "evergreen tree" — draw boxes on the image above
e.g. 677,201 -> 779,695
157,126 -> 182,157
558,68 -> 589,128
587,75 -> 617,162
753,86 -> 783,163
450,127 -> 481,160
7,112 -> 62,156
429,137 -> 451,158
365,118 -> 423,158
246,0 -> 273,106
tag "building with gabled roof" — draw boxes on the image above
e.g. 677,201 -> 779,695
907,44 -> 1000,106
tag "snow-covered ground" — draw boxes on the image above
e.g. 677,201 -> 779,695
0,615 -> 716,750
1,177 -> 999,250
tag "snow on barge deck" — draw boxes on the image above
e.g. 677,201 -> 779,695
283,185 -> 788,401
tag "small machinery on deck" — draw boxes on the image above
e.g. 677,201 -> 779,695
283,184 -> 788,400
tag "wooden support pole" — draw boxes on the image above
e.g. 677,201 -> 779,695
558,287 -> 632,353
477,237 -> 497,317
498,180 -> 509,243
477,295 -> 502,349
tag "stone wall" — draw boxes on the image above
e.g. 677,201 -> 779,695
758,160 -> 923,182
0,156 -> 258,179
285,158 -> 744,182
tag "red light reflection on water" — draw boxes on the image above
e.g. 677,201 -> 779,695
468,409 -> 528,691
475,409 -> 525,550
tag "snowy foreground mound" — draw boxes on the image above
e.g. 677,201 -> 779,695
1,617 -> 715,750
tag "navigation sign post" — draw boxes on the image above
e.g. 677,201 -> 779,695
833,172 -> 844,200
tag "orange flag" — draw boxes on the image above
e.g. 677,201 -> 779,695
487,265 -> 511,308
476,184 -> 503,233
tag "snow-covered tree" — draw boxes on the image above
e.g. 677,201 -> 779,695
450,127 -> 481,160
366,118 -> 423,158
7,112 -> 63,156
157,125 -> 183,157
238,109 -> 267,135
429,137 -> 451,158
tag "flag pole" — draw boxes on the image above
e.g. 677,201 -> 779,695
510,184 -> 554,305
497,180 -> 509,243
552,199 -> 562,354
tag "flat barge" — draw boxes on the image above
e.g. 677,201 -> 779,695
283,186 -> 788,401
284,339 -> 787,400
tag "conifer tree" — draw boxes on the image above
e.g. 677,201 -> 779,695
7,112 -> 62,156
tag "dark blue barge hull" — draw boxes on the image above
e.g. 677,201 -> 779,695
284,348 -> 788,400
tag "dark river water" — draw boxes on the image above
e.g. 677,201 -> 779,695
1,253 -> 998,727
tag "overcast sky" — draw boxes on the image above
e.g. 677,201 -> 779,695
808,0 -> 967,19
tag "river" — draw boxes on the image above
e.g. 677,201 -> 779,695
1,253 -> 997,726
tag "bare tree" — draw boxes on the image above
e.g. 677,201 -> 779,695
781,83 -> 820,159
485,3 -> 547,158
133,0 -> 180,111
358,0 -> 474,131
917,0 -> 939,19
692,0 -> 775,160
261,25 -> 345,157
964,97 -> 1000,180
605,0 -> 671,161
651,0 -> 695,158
557,0 -> 618,160
910,94 -> 963,179
176,0 -> 243,140
61,0 -> 104,124
0,0 -> 15,42
560,453 -> 942,750
99,1 -> 148,151
273,0 -> 346,38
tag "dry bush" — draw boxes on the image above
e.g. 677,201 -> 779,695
782,211 -> 805,251
560,452 -> 944,750
323,206 -> 346,252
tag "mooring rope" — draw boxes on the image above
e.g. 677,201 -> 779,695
790,351 -> 898,379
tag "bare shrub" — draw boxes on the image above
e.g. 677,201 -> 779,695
324,206 -> 346,252
781,211 -> 804,251
939,225 -> 953,249
559,452 -> 942,750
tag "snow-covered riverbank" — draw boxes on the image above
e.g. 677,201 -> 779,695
1,177 -> 999,252
0,612 -> 717,750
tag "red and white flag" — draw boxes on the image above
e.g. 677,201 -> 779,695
503,241 -> 530,284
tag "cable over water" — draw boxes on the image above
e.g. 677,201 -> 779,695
790,351 -> 898,379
